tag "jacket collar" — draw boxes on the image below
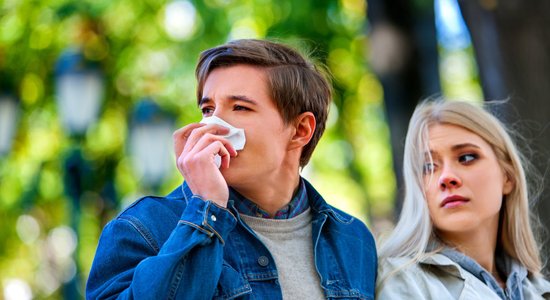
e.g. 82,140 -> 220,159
419,253 -> 466,279
529,274 -> 550,296
419,253 -> 550,296
178,178 -> 353,224
302,178 -> 354,224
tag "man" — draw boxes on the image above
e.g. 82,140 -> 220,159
87,39 -> 377,299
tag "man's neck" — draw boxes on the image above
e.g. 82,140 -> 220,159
231,169 -> 301,217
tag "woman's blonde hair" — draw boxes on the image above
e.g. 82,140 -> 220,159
379,99 -> 543,275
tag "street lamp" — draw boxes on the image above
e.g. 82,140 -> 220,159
54,48 -> 104,299
55,49 -> 104,137
129,99 -> 174,192
0,93 -> 19,157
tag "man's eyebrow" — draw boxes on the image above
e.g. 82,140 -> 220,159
198,95 -> 258,106
198,97 -> 211,107
228,95 -> 258,104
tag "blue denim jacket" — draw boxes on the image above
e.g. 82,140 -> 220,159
86,179 -> 377,299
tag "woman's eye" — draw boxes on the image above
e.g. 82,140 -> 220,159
423,162 -> 435,174
459,153 -> 477,164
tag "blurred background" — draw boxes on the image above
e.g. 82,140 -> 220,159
1,0 -> 549,299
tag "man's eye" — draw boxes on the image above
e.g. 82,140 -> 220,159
201,107 -> 214,115
459,153 -> 478,164
234,105 -> 250,111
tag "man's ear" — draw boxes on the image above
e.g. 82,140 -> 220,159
288,112 -> 316,150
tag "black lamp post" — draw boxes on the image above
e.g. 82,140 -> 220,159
54,48 -> 104,299
0,92 -> 19,157
129,99 -> 174,193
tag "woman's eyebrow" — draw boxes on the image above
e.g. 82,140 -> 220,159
451,143 -> 481,151
424,150 -> 439,159
423,143 -> 481,157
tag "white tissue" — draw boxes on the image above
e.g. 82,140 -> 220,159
200,116 -> 246,168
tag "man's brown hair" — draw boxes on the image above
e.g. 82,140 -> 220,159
195,39 -> 332,167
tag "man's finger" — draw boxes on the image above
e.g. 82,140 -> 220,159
173,123 -> 204,158
182,124 -> 231,154
189,133 -> 237,158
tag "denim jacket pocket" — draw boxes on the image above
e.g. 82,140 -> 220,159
213,262 -> 252,300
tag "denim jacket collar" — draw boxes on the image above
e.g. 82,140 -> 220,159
440,248 -> 527,300
302,178 -> 354,224
180,178 -> 354,224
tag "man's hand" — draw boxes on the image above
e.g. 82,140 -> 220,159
173,123 -> 238,207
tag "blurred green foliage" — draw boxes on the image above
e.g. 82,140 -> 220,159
0,0 -> 395,298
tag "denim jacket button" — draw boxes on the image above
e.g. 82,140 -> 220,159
257,256 -> 269,267
210,214 -> 217,222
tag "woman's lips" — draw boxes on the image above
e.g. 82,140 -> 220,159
440,195 -> 470,208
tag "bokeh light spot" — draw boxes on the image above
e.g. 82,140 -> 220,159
163,1 -> 197,41
3,278 -> 32,300
16,215 -> 41,245
20,73 -> 44,106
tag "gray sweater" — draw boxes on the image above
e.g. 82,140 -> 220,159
240,208 -> 325,299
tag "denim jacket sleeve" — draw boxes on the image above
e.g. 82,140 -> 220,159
86,195 -> 238,300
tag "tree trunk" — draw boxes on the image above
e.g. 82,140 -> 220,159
459,0 -> 550,274
367,0 -> 441,219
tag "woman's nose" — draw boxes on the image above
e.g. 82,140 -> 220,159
438,167 -> 462,190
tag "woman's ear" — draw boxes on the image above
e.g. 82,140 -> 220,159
288,112 -> 316,150
503,172 -> 514,195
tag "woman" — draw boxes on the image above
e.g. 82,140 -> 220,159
376,100 -> 550,299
